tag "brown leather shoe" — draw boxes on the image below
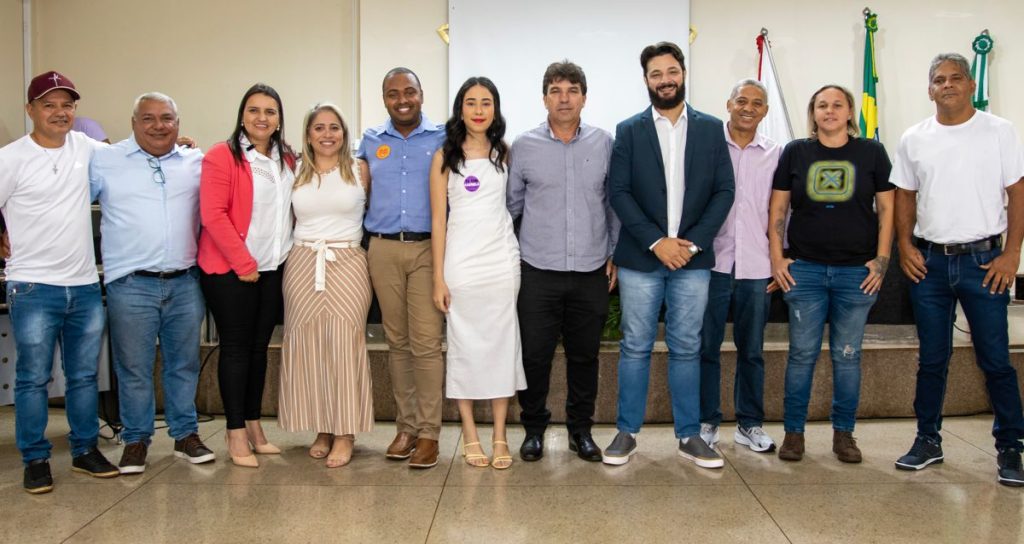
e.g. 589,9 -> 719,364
778,432 -> 804,461
408,438 -> 439,469
833,431 -> 862,463
386,432 -> 417,460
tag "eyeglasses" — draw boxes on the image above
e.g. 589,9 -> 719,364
147,157 -> 166,185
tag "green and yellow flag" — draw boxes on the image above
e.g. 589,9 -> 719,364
859,10 -> 879,141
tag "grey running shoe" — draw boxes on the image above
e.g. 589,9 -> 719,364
700,423 -> 719,447
601,431 -> 637,466
735,426 -> 776,453
678,436 -> 724,468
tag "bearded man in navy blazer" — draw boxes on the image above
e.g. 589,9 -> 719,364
600,41 -> 735,469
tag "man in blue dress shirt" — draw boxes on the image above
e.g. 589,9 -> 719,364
357,68 -> 447,469
90,92 -> 214,474
507,60 -> 618,462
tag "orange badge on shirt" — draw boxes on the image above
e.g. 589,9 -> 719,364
376,144 -> 391,160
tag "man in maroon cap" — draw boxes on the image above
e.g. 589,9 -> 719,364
0,71 -> 119,494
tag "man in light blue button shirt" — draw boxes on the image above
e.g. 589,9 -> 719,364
89,92 -> 214,474
357,68 -> 447,468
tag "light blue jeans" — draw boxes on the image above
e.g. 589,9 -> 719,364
106,268 -> 205,445
8,281 -> 105,464
616,266 -> 710,439
782,260 -> 877,433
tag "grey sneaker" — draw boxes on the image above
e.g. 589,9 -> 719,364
735,426 -> 776,453
601,431 -> 637,466
678,436 -> 724,468
700,423 -> 719,447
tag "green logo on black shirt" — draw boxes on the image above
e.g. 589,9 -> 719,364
806,160 -> 855,202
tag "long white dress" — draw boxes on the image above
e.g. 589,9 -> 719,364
443,158 -> 526,399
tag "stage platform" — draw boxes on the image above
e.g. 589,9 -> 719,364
190,305 -> 1024,424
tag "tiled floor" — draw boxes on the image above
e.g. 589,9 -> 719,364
2,407 -> 1022,543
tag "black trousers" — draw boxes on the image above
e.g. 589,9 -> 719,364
200,267 -> 283,429
516,262 -> 608,436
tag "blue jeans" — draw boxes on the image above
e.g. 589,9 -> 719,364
909,245 -> 1024,451
7,281 -> 105,464
699,271 -> 770,428
106,268 -> 206,445
616,266 -> 709,439
782,261 -> 877,433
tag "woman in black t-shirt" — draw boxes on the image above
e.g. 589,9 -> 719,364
767,84 -> 895,465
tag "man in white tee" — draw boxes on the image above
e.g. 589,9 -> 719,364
0,71 -> 119,494
891,53 -> 1024,487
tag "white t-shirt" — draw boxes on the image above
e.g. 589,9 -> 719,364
891,110 -> 1024,244
241,136 -> 294,271
0,131 -> 102,285
291,164 -> 365,243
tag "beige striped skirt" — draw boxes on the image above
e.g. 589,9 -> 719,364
278,243 -> 374,435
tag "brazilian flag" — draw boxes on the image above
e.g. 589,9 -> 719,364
859,10 -> 879,141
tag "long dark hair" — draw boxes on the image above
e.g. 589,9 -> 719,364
227,83 -> 295,170
441,77 -> 507,175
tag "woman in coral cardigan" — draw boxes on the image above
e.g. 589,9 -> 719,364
198,83 -> 296,468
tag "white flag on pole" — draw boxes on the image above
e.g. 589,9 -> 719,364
756,30 -> 794,145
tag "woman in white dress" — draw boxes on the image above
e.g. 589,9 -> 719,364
430,77 -> 526,469
278,103 -> 373,468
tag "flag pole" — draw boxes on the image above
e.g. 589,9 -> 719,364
758,28 -> 794,136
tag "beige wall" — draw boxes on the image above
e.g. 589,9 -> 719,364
0,0 -> 24,145
690,0 -> 1024,143
30,0 -> 356,149
358,0 -> 448,133
9,0 -> 1024,145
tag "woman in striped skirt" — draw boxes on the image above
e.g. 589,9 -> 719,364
278,103 -> 373,468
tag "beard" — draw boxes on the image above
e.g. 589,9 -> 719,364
648,81 -> 685,110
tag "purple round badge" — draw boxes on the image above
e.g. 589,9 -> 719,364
464,175 -> 480,192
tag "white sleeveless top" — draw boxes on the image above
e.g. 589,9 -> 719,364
291,164 -> 365,242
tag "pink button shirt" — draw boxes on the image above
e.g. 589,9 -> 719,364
711,125 -> 781,279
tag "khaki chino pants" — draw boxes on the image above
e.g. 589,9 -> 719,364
366,237 -> 445,440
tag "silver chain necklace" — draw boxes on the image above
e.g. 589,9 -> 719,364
42,146 -> 66,174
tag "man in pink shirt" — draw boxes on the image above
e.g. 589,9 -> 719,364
699,79 -> 781,452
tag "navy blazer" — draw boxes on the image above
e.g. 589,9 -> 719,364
609,105 -> 735,272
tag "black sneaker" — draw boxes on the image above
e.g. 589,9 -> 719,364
895,435 -> 944,471
23,459 -> 54,494
118,442 -> 148,474
71,448 -> 120,478
174,433 -> 215,464
997,448 -> 1024,487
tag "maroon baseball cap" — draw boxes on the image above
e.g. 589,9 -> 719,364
27,71 -> 81,102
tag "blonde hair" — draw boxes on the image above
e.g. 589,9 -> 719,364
294,102 -> 356,188
806,84 -> 859,139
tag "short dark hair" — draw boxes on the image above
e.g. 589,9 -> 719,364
382,67 -> 422,94
542,60 -> 588,96
640,41 -> 685,75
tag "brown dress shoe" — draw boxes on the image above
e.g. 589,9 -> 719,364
386,432 -> 417,460
408,438 -> 439,469
778,432 -> 805,461
833,431 -> 862,463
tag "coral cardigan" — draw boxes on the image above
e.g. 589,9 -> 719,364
197,142 -> 295,276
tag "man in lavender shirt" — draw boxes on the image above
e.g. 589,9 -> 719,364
698,79 -> 781,452
507,60 -> 618,462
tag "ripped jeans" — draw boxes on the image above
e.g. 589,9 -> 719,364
781,260 -> 877,433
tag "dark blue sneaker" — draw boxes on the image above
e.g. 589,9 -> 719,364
997,448 -> 1024,487
895,435 -> 944,471
24,458 -> 53,494
72,448 -> 119,478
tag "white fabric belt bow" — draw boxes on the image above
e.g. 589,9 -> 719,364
296,239 -> 360,291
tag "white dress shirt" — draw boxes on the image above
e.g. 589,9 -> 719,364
653,105 -> 688,239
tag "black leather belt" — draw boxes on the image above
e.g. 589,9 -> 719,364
134,268 -> 190,279
914,235 -> 1001,256
370,231 -> 431,242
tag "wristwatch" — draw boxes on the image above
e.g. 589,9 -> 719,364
688,244 -> 701,255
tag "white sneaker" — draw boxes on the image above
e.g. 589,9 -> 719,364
700,423 -> 719,447
734,425 -> 776,453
